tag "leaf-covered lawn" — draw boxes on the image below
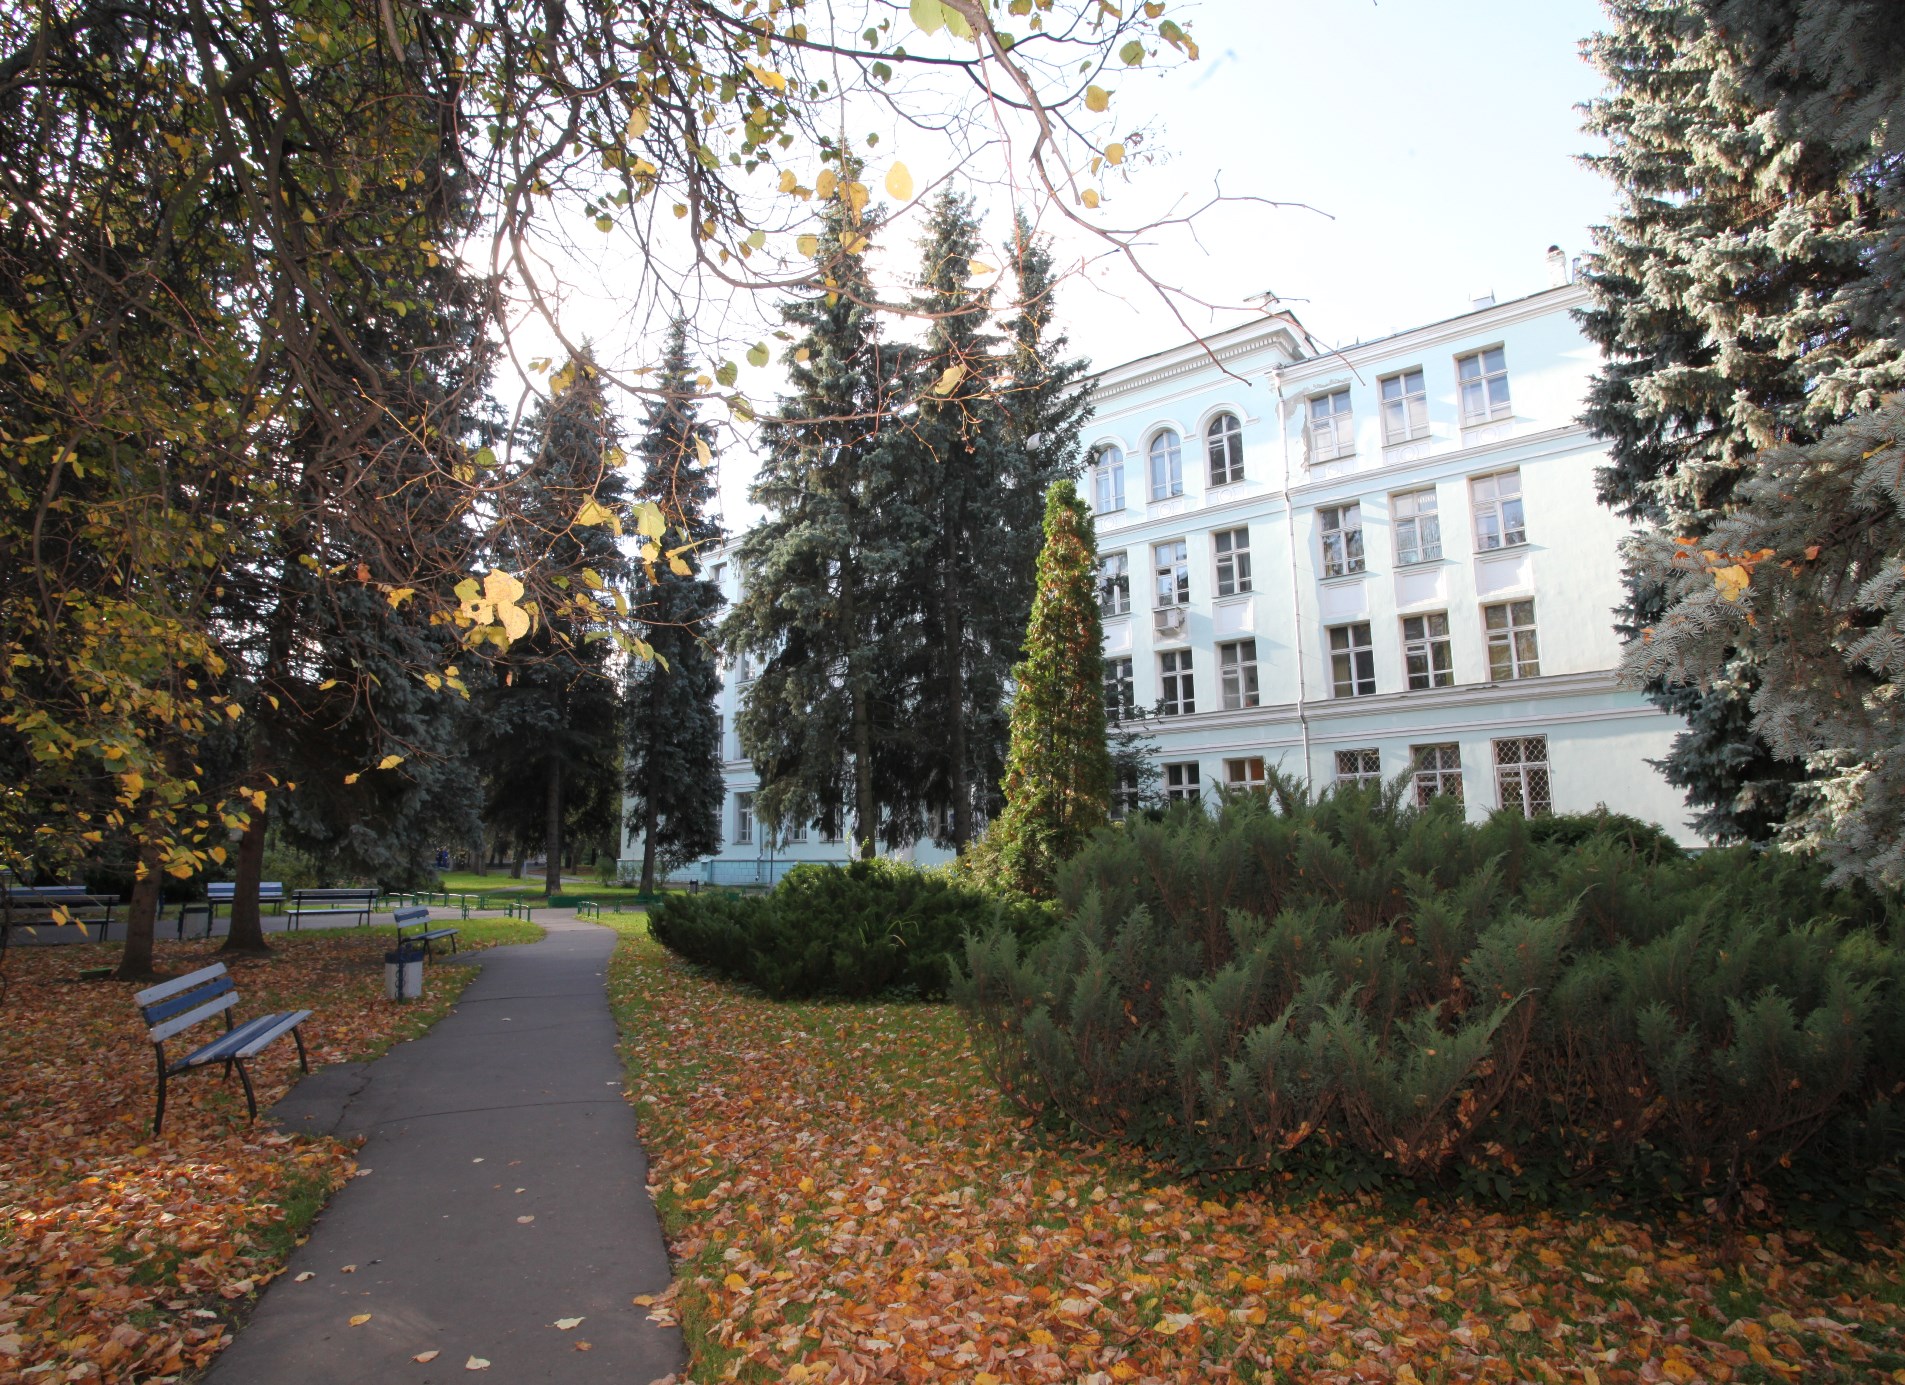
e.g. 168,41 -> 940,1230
606,916 -> 1905,1384
0,920 -> 538,1382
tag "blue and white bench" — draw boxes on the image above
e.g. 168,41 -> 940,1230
394,906 -> 460,957
176,881 -> 285,938
134,963 -> 311,1134
2,885 -> 120,940
288,887 -> 377,929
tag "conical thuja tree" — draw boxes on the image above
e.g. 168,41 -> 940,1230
975,479 -> 1110,896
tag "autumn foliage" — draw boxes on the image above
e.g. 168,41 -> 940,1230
955,786 -> 1905,1209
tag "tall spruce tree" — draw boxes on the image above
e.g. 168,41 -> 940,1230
727,186 -> 919,857
975,480 -> 1110,896
1579,0 -> 1905,842
479,351 -> 630,894
625,322 -> 725,891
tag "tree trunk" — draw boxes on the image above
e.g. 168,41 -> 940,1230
222,803 -> 272,955
114,836 -> 167,982
470,833 -> 488,876
942,543 -> 972,849
840,562 -> 878,861
544,754 -> 564,895
639,794 -> 659,893
509,856 -> 524,879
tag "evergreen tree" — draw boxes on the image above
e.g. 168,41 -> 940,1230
625,321 -> 726,891
727,185 -> 919,858
975,480 -> 1110,896
478,351 -> 630,894
1579,0 -> 1905,841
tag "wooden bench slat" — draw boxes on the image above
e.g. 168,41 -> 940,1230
135,963 -> 228,1007
142,976 -> 235,1027
148,990 -> 239,1043
177,1009 -> 312,1068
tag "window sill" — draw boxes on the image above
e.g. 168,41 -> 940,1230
1382,434 -> 1431,450
1460,413 -> 1516,431
1213,591 -> 1254,605
1102,609 -> 1132,623
1307,451 -> 1356,467
1473,541 -> 1530,556
1148,492 -> 1186,505
1208,477 -> 1246,492
1395,556 -> 1448,570
1318,569 -> 1368,585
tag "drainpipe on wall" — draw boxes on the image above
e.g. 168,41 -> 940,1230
1273,365 -> 1313,779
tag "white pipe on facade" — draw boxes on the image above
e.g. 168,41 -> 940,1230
1273,365 -> 1312,778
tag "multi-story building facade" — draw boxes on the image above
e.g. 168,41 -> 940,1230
621,277 -> 1696,884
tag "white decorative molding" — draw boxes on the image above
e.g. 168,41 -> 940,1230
1103,618 -> 1133,653
1395,565 -> 1448,609
1213,597 -> 1254,635
1474,550 -> 1533,596
1318,578 -> 1368,621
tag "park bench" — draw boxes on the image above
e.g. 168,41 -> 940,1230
1,885 -> 120,940
287,887 -> 377,929
176,881 -> 285,939
134,963 -> 311,1134
394,905 -> 460,957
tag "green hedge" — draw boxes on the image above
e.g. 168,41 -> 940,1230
648,860 -> 1051,1000
953,787 -> 1905,1209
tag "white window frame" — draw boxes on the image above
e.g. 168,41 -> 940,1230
1393,486 -> 1442,566
1494,735 -> 1553,817
734,792 -> 755,846
1380,367 -> 1429,444
1224,757 -> 1267,793
1099,551 -> 1131,617
1158,648 -> 1195,716
1206,412 -> 1245,486
1401,612 -> 1454,690
1111,765 -> 1142,820
1328,621 -> 1376,698
1470,468 -> 1527,551
1104,655 -> 1135,719
1334,747 -> 1382,789
1319,503 -> 1365,579
1213,526 -> 1252,597
1457,346 -> 1512,425
1218,639 -> 1259,710
1148,430 -> 1184,501
1153,540 -> 1189,608
1412,743 -> 1464,806
1092,444 -> 1126,514
1307,389 -> 1354,462
1163,761 -> 1201,803
1483,599 -> 1541,681
782,819 -> 809,845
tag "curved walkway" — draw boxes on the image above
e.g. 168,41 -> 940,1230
206,912 -> 682,1384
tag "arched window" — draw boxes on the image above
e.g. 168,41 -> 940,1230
1091,444 -> 1125,514
1148,429 -> 1183,501
1206,412 -> 1244,485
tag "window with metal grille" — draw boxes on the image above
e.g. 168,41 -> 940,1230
1148,430 -> 1184,500
734,792 -> 755,845
1393,486 -> 1442,565
1164,761 -> 1201,802
1111,766 -> 1142,820
1154,540 -> 1189,607
1099,551 -> 1130,616
1457,346 -> 1512,424
1319,503 -> 1365,577
1483,599 -> 1540,680
1093,444 -> 1126,514
1494,735 -> 1553,817
1402,612 -> 1454,689
1207,412 -> 1245,485
1411,743 -> 1464,805
1219,640 -> 1259,709
1224,757 -> 1267,793
1307,389 -> 1354,462
1328,622 -> 1375,697
1380,367 -> 1428,443
1214,527 -> 1253,597
1159,649 -> 1195,716
1335,747 -> 1382,788
1470,468 -> 1527,550
1104,656 -> 1135,719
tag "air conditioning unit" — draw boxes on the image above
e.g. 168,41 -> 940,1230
1153,606 -> 1188,638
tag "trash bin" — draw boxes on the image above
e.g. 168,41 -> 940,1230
384,941 -> 426,1001
687,879 -> 700,894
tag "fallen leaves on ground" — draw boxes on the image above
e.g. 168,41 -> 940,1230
605,917 -> 1905,1384
0,921 -> 535,1382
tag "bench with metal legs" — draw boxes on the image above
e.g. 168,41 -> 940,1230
135,964 -> 312,1134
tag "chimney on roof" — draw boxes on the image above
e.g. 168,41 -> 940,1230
1546,244 -> 1569,287
1470,288 -> 1496,310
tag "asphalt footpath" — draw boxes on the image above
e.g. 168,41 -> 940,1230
205,911 -> 683,1385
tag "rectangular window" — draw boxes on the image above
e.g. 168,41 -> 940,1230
1412,744 -> 1464,805
1328,622 -> 1376,698
1213,527 -> 1253,597
1393,487 -> 1442,565
1401,612 -> 1454,690
1159,649 -> 1195,716
1495,735 -> 1553,817
1224,757 -> 1267,793
1457,346 -> 1512,425
783,820 -> 809,845
1094,449 -> 1126,514
1319,503 -> 1365,578
1335,747 -> 1382,789
1111,765 -> 1142,820
1099,552 -> 1131,616
1380,367 -> 1429,444
710,561 -> 728,587
1218,640 -> 1259,710
1154,540 -> 1190,607
734,792 -> 755,846
1483,599 -> 1541,681
820,823 -> 844,845
1104,655 -> 1135,719
1470,468 -> 1527,550
1164,761 -> 1201,803
1307,389 -> 1354,462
